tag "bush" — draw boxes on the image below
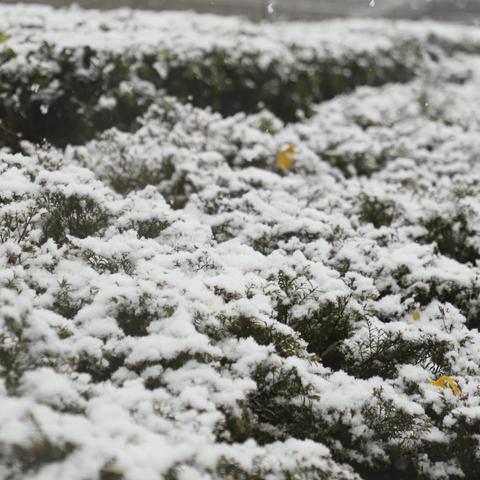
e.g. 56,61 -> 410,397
2,6 -> 480,480
0,7 -> 459,149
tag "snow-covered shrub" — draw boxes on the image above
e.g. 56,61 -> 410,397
4,5 -> 480,148
2,4 -> 480,480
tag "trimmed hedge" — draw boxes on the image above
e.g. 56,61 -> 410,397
3,6 -> 480,480
0,7 -> 457,149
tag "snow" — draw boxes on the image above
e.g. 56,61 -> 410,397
1,3 -> 480,480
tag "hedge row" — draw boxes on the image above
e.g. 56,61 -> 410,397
2,6 -> 480,480
3,6 -> 479,148
3,73 -> 480,477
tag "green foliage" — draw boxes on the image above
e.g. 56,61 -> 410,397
113,293 -> 158,337
163,44 -> 419,123
51,279 -> 84,320
209,313 -> 305,359
95,135 -> 175,195
359,194 -> 398,228
220,363 -> 318,445
290,298 -> 356,369
420,211 -> 478,264
0,293 -> 57,392
76,348 -> 126,383
363,387 -> 430,445
0,204 -> 41,264
0,317 -> 27,390
0,43 -> 147,149
40,192 -> 110,245
322,149 -> 390,178
271,271 -> 355,369
360,387 -> 432,480
123,218 -> 170,239
408,278 -> 480,330
0,37 -> 424,149
0,414 -> 76,479
447,410 -> 480,477
167,457 -> 356,480
342,321 -> 453,379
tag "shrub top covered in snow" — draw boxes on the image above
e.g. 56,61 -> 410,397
1,5 -> 480,480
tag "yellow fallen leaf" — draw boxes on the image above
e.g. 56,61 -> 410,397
412,307 -> 421,321
277,144 -> 296,170
0,34 -> 8,43
430,376 -> 461,397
